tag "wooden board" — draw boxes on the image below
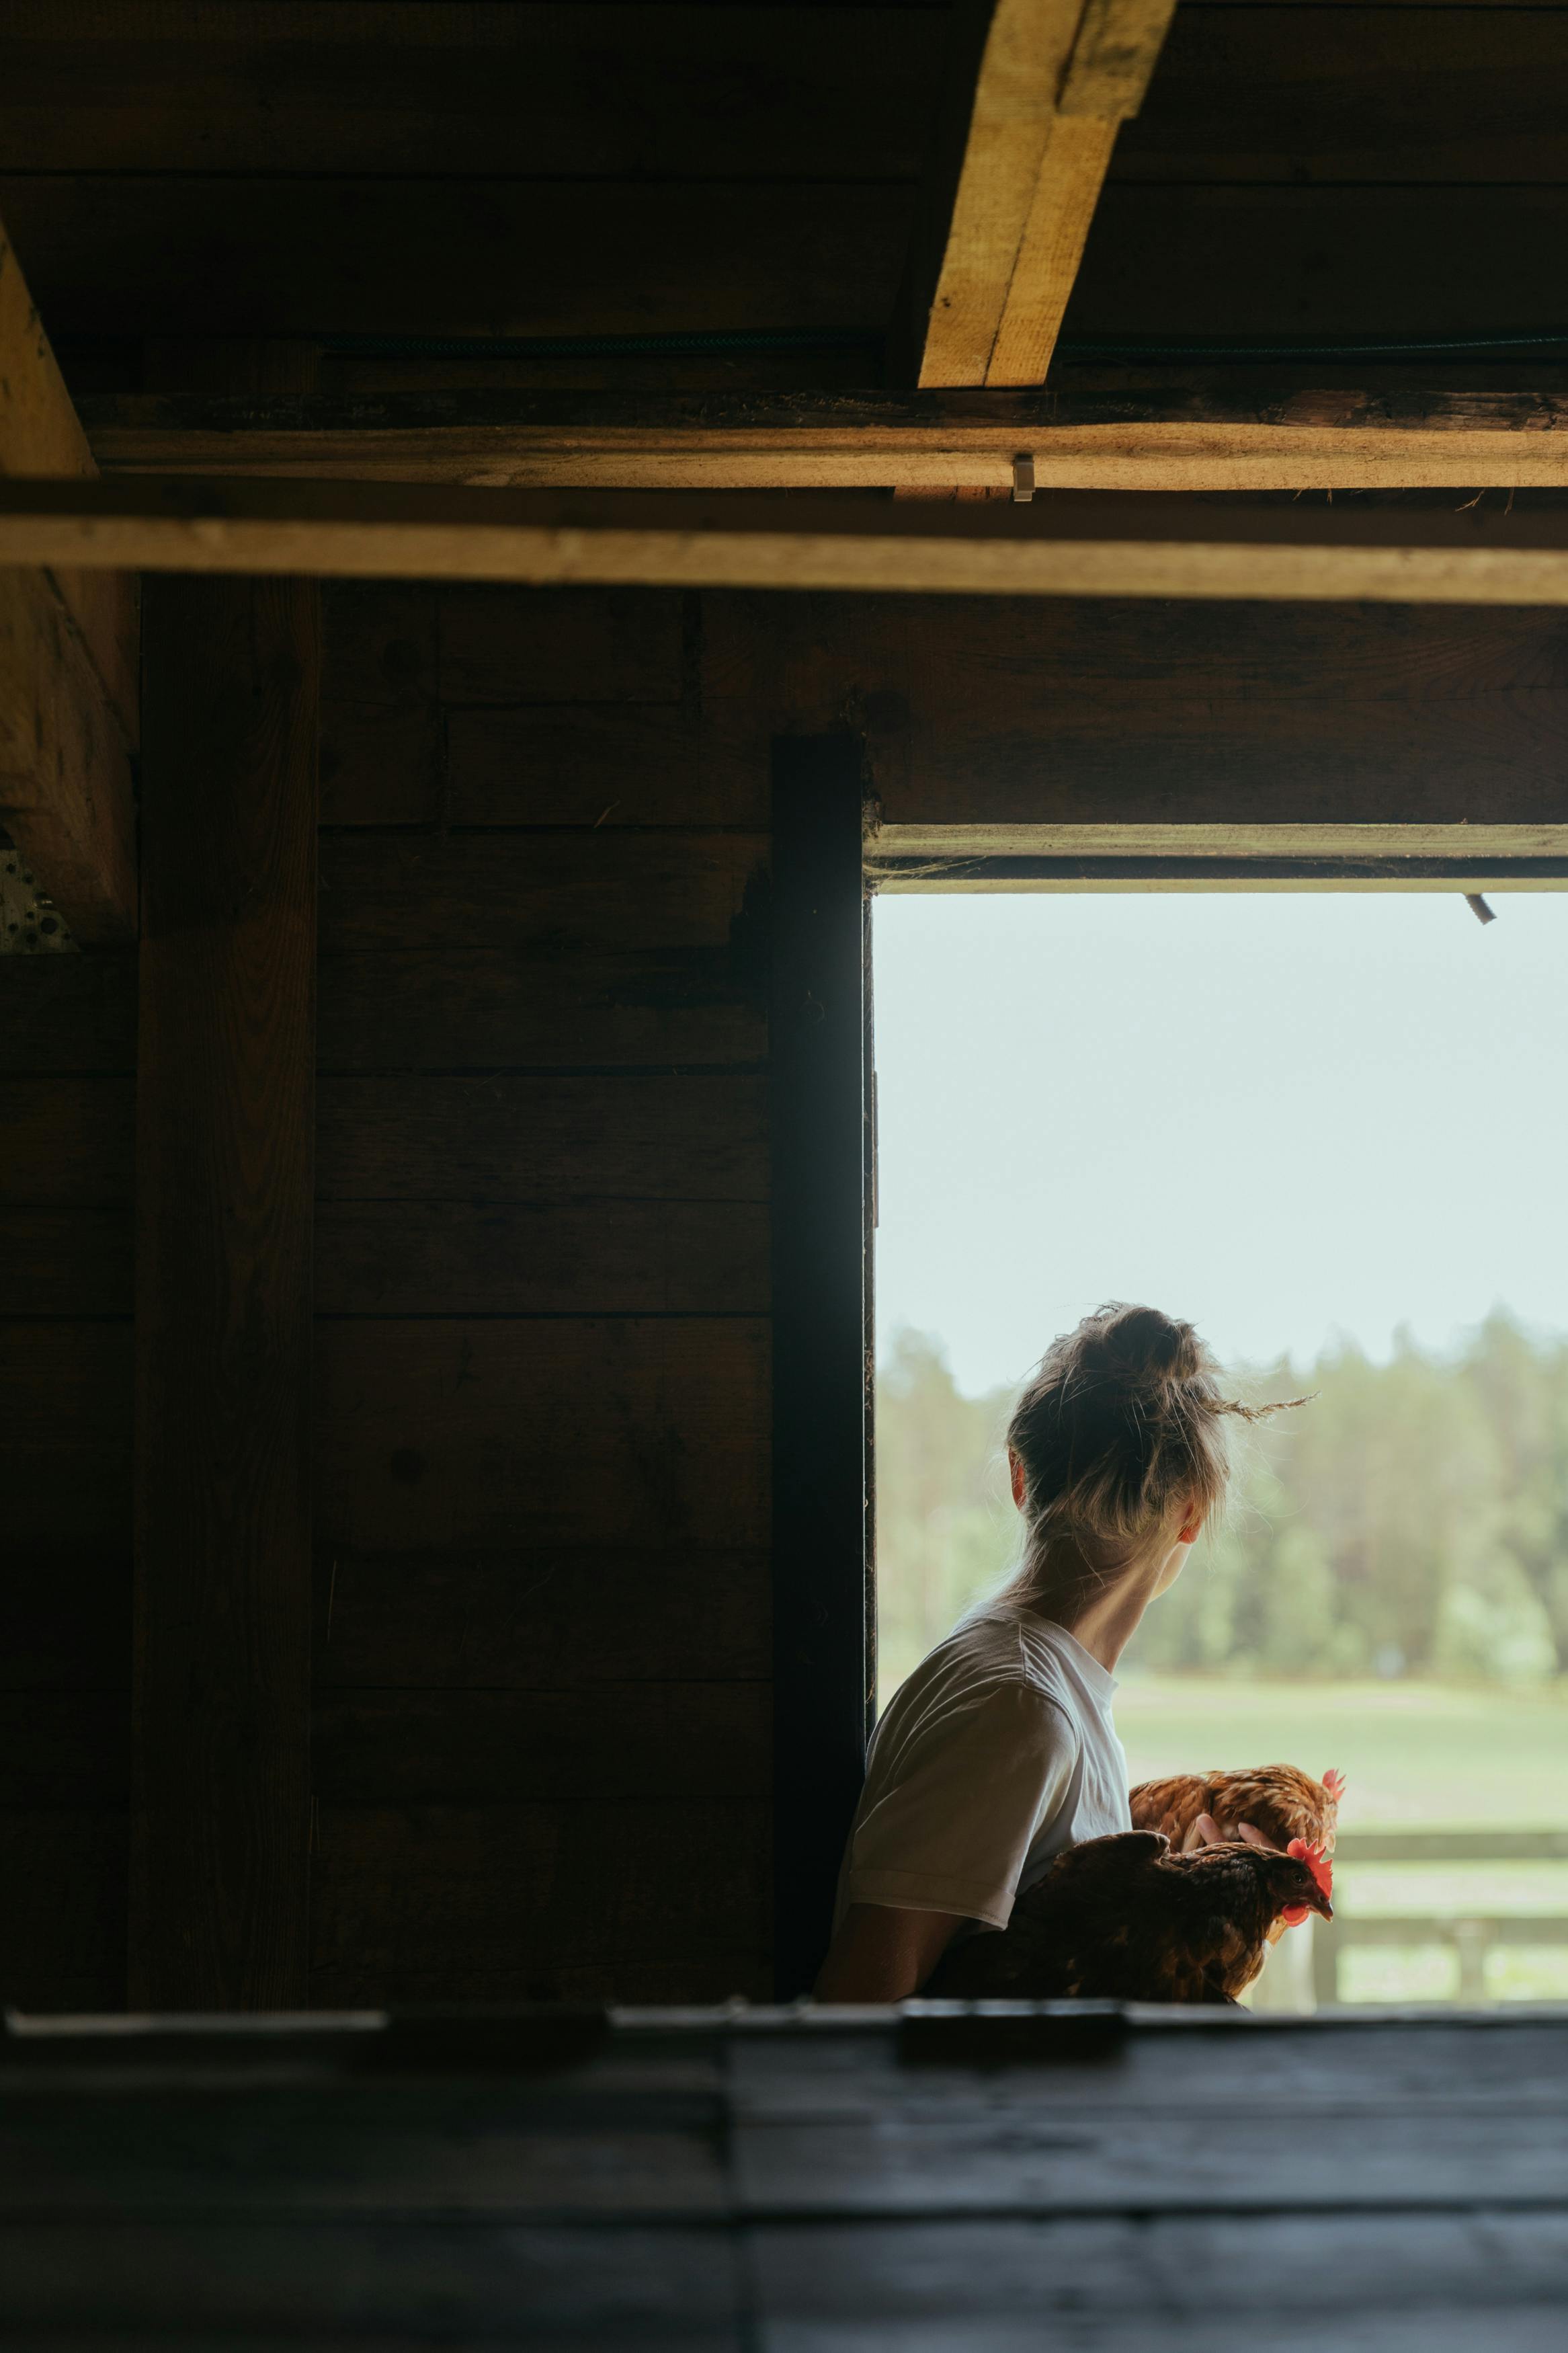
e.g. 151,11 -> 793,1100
1120,4 -> 1568,184
984,0 -> 1179,385
438,584 -> 684,705
0,950 -> 136,1072
0,2 -> 942,180
133,574 -> 320,2010
770,737 -> 872,1999
84,387 -> 1568,493
0,2078 -> 732,2217
0,176 -> 912,339
735,2100 -> 1568,2213
17,479 -> 1568,602
983,112 -> 1121,383
1067,184 -> 1568,340
0,908 -> 134,2009
315,1074 -> 767,1203
317,830 -> 769,955
317,1547 -> 769,1688
0,1205 -> 131,1314
904,0 -> 1178,387
0,1691 -> 127,1808
0,1546 -> 127,1691
0,2215 -> 745,2342
315,1683 -> 769,1804
315,1199 -> 770,1316
701,592 -> 1568,830
902,0 -> 1086,387
0,1809 -> 127,2013
0,1319 -> 132,1544
315,1318 -> 770,1552
311,1799 -> 772,2000
0,1074 -> 132,1205
0,205 -> 138,747
0,566 -> 136,944
3,2011 -> 1568,2343
320,582 -> 440,826
446,707 -> 766,829
869,692 -> 1568,830
316,945 -> 767,1072
747,2210 -> 1568,2333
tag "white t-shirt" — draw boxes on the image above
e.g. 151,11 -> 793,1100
832,1604 -> 1132,1936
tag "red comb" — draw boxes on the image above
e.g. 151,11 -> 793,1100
1321,1768 -> 1346,1804
1280,1837 -> 1333,1928
1288,1837 -> 1332,1895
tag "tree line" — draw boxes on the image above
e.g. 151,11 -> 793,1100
876,1315 -> 1568,1691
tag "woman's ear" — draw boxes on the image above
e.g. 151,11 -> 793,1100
1177,1503 -> 1205,1546
1009,1448 -> 1027,1511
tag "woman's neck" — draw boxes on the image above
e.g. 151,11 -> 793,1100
1026,1540 -> 1173,1672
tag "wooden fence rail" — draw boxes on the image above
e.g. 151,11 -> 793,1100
1315,1831 -> 1568,2007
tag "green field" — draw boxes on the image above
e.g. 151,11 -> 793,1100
1114,1675 -> 1568,1828
1115,1677 -> 1568,2004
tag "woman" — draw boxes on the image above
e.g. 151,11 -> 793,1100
815,1303 -> 1295,2002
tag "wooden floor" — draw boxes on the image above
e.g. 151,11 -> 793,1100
3,2002 -> 1567,2347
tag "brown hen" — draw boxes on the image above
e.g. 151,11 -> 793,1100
1130,1763 -> 1344,1856
923,1831 -> 1333,2006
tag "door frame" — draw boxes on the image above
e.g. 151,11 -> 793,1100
772,777 -> 1568,1995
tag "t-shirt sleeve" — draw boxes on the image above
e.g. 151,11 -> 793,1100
842,1681 -> 1078,1931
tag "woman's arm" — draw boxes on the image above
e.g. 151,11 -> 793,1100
813,1903 -> 964,2003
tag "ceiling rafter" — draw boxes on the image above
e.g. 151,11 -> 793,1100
80,387 -> 1568,494
0,214 -> 138,943
6,477 -> 1568,604
899,0 -> 1179,390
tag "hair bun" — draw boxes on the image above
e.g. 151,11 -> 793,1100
1095,1302 -> 1202,1387
1004,1305 -> 1311,1577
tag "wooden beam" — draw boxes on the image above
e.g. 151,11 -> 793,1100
80,389 -> 1568,494
0,212 -> 137,942
988,0 -> 1179,385
132,574 -> 321,2009
770,735 -> 872,1998
8,478 -> 1568,605
905,0 -> 1177,388
868,820 -> 1568,891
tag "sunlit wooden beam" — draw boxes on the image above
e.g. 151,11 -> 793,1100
80,387 -> 1568,494
0,214 -> 138,943
5,478 -> 1568,605
901,0 -> 1178,389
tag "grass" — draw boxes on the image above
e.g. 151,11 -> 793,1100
1115,1676 -> 1568,2005
1114,1675 -> 1568,1829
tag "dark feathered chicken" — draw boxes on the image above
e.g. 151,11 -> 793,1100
1130,1764 -> 1344,1858
923,1831 -> 1333,2006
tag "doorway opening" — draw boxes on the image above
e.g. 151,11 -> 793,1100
873,888 -> 1568,2009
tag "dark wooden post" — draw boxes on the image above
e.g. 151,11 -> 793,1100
770,732 -> 873,1998
131,576 -> 321,2009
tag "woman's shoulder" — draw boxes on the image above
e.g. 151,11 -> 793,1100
868,1613 -> 1080,1788
893,1606 -> 1077,1722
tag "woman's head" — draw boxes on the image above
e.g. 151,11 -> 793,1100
1003,1304 -> 1299,1607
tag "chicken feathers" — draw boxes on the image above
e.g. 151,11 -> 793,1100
923,1831 -> 1333,2007
1130,1763 -> 1344,1856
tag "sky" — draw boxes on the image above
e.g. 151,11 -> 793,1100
874,890 -> 1568,1397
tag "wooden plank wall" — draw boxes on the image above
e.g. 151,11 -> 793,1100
3,579 -> 1568,2014
0,0 -> 940,393
702,592 -> 1568,832
307,583 -> 773,2005
0,583 -> 776,2012
0,950 -> 133,2010
9,581 -> 1568,2008
1083,0 -> 1568,342
3,1 -> 1567,397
